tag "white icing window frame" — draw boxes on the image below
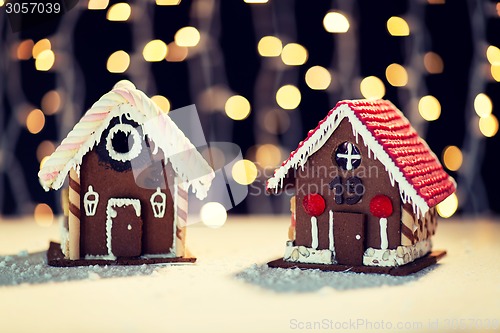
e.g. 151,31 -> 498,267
106,123 -> 143,162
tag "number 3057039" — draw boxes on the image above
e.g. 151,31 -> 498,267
5,2 -> 61,14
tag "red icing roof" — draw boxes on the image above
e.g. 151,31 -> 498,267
271,99 -> 456,209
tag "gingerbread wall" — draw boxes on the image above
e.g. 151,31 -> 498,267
294,118 -> 402,250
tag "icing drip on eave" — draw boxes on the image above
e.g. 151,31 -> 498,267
266,103 -> 430,218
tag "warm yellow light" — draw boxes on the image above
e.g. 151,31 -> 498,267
436,193 -> 458,218
385,63 -> 408,87
262,109 -> 290,134
41,90 -> 62,115
106,50 -> 130,73
418,95 -> 441,121
0,0 -> 4,6
442,146 -> 463,172
35,50 -> 55,71
175,26 -> 201,47
497,2 -> 500,17
474,93 -> 493,118
427,0 -> 445,4
305,66 -> 332,90
40,156 -> 50,170
387,16 -> 410,36
255,144 -> 282,169
200,202 -> 227,228
34,203 -> 54,227
323,11 -> 350,33
281,43 -> 308,66
142,40 -> 168,62
106,3 -> 131,21
36,140 -> 56,162
156,0 -> 181,5
479,114 -> 499,137
26,109 -> 45,134
257,36 -> 282,57
232,159 -> 258,185
244,0 -> 268,3
166,42 -> 188,62
491,65 -> 500,82
486,45 -> 500,65
276,85 -> 301,110
32,39 -> 51,59
225,95 -> 251,121
88,0 -> 109,10
151,95 -> 171,113
17,39 -> 34,60
360,76 -> 385,99
424,52 -> 444,74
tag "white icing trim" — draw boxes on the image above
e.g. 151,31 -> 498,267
310,216 -> 318,250
328,210 -> 335,252
379,217 -> 388,250
106,123 -> 143,162
284,242 -> 335,265
150,187 -> 167,218
266,103 -> 431,217
106,198 -> 141,257
83,185 -> 99,216
172,178 -> 178,254
363,239 -> 432,267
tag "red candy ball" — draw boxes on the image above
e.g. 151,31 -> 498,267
369,194 -> 393,218
302,193 -> 326,217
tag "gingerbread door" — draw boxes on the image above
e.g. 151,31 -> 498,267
107,198 -> 143,257
333,212 -> 365,266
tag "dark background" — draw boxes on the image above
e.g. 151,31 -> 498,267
1,0 -> 499,217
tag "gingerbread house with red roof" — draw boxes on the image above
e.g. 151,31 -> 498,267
267,99 -> 455,275
39,80 -> 214,266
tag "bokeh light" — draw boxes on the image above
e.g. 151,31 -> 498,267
26,109 -> 45,134
225,95 -> 251,120
281,43 -> 308,66
34,203 -> 54,227
151,95 -> 171,113
436,193 -> 458,218
0,0 -> 4,6
201,146 -> 226,170
276,85 -> 301,110
156,0 -> 182,5
486,45 -> 500,65
106,3 -> 131,21
385,63 -> 408,87
474,93 -> 493,118
142,40 -> 168,62
257,36 -> 282,57
442,146 -> 463,171
491,65 -> 500,82
198,85 -> 231,112
107,50 -> 130,73
88,0 -> 109,10
387,16 -> 410,36
261,109 -> 290,134
232,159 -> 258,185
200,202 -> 227,228
41,90 -> 62,115
32,39 -> 51,59
424,52 -> 444,74
418,95 -> 441,121
244,0 -> 269,3
323,12 -> 350,33
305,66 -> 332,90
360,76 -> 385,99
36,140 -> 56,162
35,50 -> 55,71
479,114 -> 499,137
255,144 -> 282,169
175,27 -> 201,47
166,42 -> 188,62
17,39 -> 34,60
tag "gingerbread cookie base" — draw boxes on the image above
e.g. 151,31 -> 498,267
267,250 -> 446,276
46,242 -> 196,267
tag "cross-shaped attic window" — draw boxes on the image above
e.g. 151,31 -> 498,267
334,141 -> 361,170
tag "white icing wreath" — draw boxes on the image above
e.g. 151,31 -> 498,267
106,123 -> 143,162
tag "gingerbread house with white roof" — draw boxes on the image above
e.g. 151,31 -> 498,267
39,80 -> 214,266
267,99 -> 455,275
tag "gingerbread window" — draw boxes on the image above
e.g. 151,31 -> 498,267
334,141 -> 361,170
105,123 -> 143,162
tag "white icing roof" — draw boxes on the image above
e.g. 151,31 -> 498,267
38,80 -> 214,200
